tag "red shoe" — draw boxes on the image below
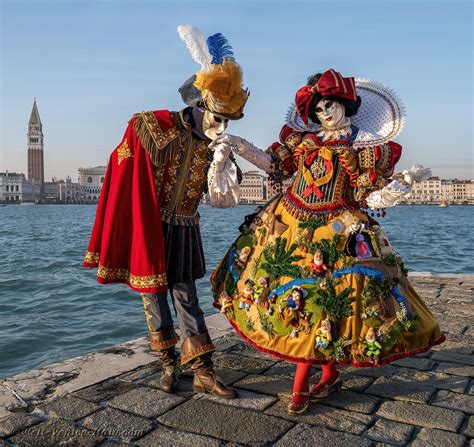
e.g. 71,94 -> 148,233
287,391 -> 310,415
310,372 -> 342,399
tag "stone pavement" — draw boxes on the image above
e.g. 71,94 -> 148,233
1,274 -> 473,446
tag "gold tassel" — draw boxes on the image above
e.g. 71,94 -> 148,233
132,112 -> 182,167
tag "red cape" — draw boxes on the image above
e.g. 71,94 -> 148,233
83,110 -> 176,293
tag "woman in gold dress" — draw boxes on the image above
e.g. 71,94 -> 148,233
211,69 -> 444,414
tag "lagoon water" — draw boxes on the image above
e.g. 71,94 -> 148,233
0,204 -> 472,378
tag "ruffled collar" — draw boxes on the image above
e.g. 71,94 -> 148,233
316,118 -> 353,142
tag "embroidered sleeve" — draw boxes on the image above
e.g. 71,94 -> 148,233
265,126 -> 303,181
130,111 -> 181,166
354,141 -> 402,200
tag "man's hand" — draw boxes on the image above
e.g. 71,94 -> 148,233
213,134 -> 247,155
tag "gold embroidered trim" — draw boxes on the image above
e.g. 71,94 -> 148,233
117,139 -> 133,165
132,111 -> 181,166
97,265 -> 167,289
84,251 -> 100,265
180,343 -> 216,365
150,336 -> 180,351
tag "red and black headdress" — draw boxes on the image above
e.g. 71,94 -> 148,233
295,69 -> 357,124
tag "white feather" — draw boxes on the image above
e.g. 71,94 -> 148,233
177,25 -> 212,71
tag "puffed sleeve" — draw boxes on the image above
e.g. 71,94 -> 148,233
354,141 -> 402,201
265,125 -> 303,181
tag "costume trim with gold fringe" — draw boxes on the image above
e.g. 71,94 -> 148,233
97,264 -> 167,290
84,251 -> 100,266
132,111 -> 182,166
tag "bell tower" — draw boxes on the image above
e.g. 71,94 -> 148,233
27,98 -> 44,188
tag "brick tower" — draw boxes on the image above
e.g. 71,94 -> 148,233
27,98 -> 44,190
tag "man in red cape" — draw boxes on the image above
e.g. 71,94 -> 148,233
83,25 -> 248,398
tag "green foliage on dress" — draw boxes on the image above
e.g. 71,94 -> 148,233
261,237 -> 303,279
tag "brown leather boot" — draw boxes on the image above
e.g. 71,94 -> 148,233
148,329 -> 180,393
191,353 -> 238,399
157,346 -> 179,393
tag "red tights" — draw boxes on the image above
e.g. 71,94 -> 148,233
292,361 -> 338,404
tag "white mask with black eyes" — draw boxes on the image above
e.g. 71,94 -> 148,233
203,110 -> 229,141
314,99 -> 346,129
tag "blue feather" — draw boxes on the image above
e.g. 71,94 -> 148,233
206,33 -> 235,64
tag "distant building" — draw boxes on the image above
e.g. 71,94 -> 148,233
27,99 -> 44,193
402,177 -> 474,204
240,171 -> 266,203
59,176 -> 81,203
43,180 -> 61,203
78,166 -> 107,202
0,172 -> 42,203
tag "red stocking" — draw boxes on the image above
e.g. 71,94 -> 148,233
292,363 -> 312,404
321,360 -> 339,384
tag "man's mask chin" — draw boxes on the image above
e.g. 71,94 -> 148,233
203,110 -> 229,141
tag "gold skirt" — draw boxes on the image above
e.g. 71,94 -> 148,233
211,196 -> 444,366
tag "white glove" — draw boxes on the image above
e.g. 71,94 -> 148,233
209,140 -> 231,172
366,179 -> 410,209
214,133 -> 275,173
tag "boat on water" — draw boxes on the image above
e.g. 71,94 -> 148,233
439,200 -> 448,208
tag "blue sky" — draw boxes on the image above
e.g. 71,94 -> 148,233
1,0 -> 472,180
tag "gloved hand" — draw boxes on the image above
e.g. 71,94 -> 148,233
213,134 -> 250,155
209,140 -> 232,172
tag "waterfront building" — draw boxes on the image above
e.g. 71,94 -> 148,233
240,171 -> 267,203
0,172 -> 42,203
43,180 -> 61,203
78,166 -> 107,202
402,177 -> 474,204
59,176 -> 81,203
27,99 -> 44,192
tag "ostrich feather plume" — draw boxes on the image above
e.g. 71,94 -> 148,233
177,25 -> 212,71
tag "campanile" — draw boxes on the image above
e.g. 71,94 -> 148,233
27,98 -> 44,187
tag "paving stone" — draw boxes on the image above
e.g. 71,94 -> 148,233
376,400 -> 464,432
0,385 -> 28,418
274,422 -> 371,447
233,374 -> 293,397
436,362 -> 474,377
366,418 -> 415,445
265,399 -> 373,435
108,387 -> 185,418
82,408 -> 154,441
464,415 -> 474,437
432,389 -> 474,414
0,412 -> 45,438
316,389 -> 381,414
137,424 -> 221,447
72,378 -> 138,402
199,388 -> 277,411
117,361 -> 162,382
392,356 -> 437,371
158,399 -> 293,445
263,361 -> 297,378
99,441 -> 135,446
432,351 -> 474,366
213,353 -> 275,374
412,427 -> 466,447
366,375 -> 435,403
396,367 -> 469,393
345,364 -> 398,378
8,418 -> 105,446
339,372 -> 374,392
36,394 -> 101,421
226,342 -> 276,360
212,335 -> 242,353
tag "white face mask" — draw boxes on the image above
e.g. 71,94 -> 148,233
203,110 -> 229,140
315,99 -> 346,129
